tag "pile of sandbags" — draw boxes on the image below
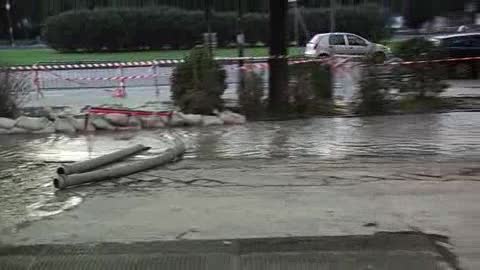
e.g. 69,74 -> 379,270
0,116 -> 56,134
0,110 -> 247,135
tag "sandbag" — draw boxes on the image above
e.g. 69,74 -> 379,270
0,128 -> 10,134
54,118 -> 77,134
141,116 -> 166,129
33,123 -> 56,134
8,127 -> 29,134
0,118 -> 16,129
104,113 -> 129,126
91,117 -> 116,130
202,116 -> 224,126
127,116 -> 142,127
15,116 -> 51,131
168,112 -> 186,126
183,114 -> 203,126
68,116 -> 96,132
219,111 -> 247,125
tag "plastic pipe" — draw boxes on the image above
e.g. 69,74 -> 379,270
54,138 -> 185,189
57,144 -> 150,175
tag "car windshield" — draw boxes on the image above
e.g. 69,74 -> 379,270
1,1 -> 479,270
308,35 -> 323,44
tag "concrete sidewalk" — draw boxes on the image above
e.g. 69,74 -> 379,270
1,158 -> 479,269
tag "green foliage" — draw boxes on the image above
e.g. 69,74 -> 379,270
392,38 -> 448,99
393,38 -> 445,61
355,66 -> 390,116
170,47 -> 226,115
288,62 -> 333,114
44,4 -> 388,52
394,64 -> 448,99
356,45 -> 448,116
238,71 -> 265,119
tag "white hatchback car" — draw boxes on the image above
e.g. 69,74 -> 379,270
305,32 -> 391,62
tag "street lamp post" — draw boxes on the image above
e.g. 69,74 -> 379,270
330,0 -> 336,32
289,0 -> 300,46
5,0 -> 15,47
205,0 -> 213,53
237,0 -> 245,64
237,0 -> 246,92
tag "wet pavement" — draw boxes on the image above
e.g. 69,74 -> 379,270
0,112 -> 479,269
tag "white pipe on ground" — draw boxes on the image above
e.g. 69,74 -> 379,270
57,144 -> 150,175
54,138 -> 186,189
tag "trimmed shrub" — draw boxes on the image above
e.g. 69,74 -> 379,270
44,4 -> 388,52
288,62 -> 333,114
171,47 -> 226,115
238,71 -> 265,119
355,65 -> 390,116
392,38 -> 448,98
393,38 -> 445,61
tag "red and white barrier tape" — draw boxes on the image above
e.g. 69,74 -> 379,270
62,74 -> 160,82
8,55 -> 480,72
88,107 -> 172,117
8,56 -> 288,71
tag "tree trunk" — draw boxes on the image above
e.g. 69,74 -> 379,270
268,0 -> 289,115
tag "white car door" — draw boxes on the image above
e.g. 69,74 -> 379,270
346,34 -> 370,55
328,34 -> 349,55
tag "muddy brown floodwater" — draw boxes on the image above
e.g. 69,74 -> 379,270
0,112 -> 479,236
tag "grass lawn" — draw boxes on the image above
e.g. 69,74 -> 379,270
0,47 -> 304,66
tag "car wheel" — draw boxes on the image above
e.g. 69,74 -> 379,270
373,52 -> 386,64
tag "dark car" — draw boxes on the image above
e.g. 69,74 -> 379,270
430,33 -> 480,78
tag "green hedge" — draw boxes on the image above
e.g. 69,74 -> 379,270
44,5 -> 388,52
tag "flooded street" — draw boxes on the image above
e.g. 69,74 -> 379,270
0,112 -> 479,233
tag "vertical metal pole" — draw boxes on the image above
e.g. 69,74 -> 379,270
237,0 -> 245,62
120,78 -> 127,98
293,1 -> 299,46
5,0 -> 15,47
33,70 -> 43,99
153,64 -> 160,97
205,0 -> 213,54
330,0 -> 336,32
237,0 -> 245,92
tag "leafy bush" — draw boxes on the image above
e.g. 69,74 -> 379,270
393,38 -> 445,60
392,38 -> 448,99
355,65 -> 390,115
44,4 -> 388,51
0,71 -> 31,118
288,62 -> 333,114
171,47 -> 226,115
238,71 -> 265,119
